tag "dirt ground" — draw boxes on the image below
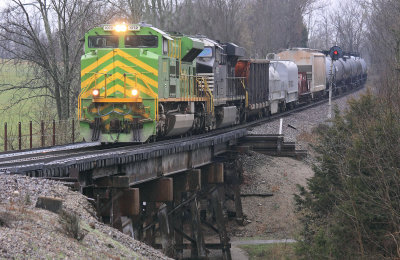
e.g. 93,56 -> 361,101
229,152 -> 313,240
227,88 -> 367,242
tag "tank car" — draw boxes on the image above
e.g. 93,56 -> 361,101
333,59 -> 345,87
360,59 -> 367,83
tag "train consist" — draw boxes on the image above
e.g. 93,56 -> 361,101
78,23 -> 368,143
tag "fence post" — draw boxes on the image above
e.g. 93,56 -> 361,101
52,120 -> 56,146
41,120 -> 45,147
4,122 -> 7,152
72,119 -> 75,144
18,122 -> 21,150
30,121 -> 32,149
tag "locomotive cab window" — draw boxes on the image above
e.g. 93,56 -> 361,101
125,35 -> 158,48
163,38 -> 168,54
198,47 -> 213,58
88,36 -> 119,48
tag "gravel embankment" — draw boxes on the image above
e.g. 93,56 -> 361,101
227,88 -> 367,240
248,88 -> 367,150
0,174 -> 171,260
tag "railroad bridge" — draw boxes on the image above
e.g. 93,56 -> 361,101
0,125 -> 304,259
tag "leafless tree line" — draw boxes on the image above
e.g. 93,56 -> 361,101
0,0 -> 319,121
307,0 -> 367,55
0,0 -> 112,120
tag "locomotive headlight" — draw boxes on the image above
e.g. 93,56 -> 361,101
115,23 -> 127,32
131,89 -> 139,96
92,89 -> 99,97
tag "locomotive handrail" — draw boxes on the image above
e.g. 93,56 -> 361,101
194,76 -> 214,113
78,74 -> 97,119
240,80 -> 248,108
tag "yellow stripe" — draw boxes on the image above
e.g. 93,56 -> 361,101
116,49 -> 158,76
81,72 -> 157,99
114,108 -> 124,113
81,51 -> 115,77
81,49 -> 158,80
101,115 -> 110,121
81,61 -> 158,91
114,60 -> 158,87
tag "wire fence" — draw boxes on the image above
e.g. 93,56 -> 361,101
0,118 -> 82,152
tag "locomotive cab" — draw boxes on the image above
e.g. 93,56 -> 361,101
79,23 -> 203,143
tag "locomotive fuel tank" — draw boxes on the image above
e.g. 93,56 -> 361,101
216,106 -> 239,128
165,114 -> 194,137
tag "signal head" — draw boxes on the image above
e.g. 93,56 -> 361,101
330,46 -> 342,61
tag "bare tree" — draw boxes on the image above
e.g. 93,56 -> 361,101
0,0 -> 110,120
110,0 -> 182,30
330,0 -> 366,53
362,0 -> 400,110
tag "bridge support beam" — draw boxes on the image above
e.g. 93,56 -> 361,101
140,178 -> 173,202
207,162 -> 224,184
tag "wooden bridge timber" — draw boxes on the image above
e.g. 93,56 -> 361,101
0,125 -> 305,259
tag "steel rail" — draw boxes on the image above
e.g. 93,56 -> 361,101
0,85 -> 364,175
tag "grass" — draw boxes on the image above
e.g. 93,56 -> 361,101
0,60 -> 81,151
0,60 -> 48,125
239,243 -> 297,260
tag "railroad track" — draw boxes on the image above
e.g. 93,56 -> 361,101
0,85 -> 364,174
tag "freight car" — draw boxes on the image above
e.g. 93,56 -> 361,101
78,24 -> 368,143
277,48 -> 367,99
277,48 -> 326,101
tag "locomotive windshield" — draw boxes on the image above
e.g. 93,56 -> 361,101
88,36 -> 119,48
125,35 -> 158,48
198,47 -> 213,58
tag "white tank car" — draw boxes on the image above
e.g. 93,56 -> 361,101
269,65 -> 283,114
270,60 -> 298,108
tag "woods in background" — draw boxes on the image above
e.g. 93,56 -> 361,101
110,0 -> 311,58
295,1 -> 400,259
0,0 -> 312,120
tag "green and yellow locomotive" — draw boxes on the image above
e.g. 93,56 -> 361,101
78,23 -> 211,142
